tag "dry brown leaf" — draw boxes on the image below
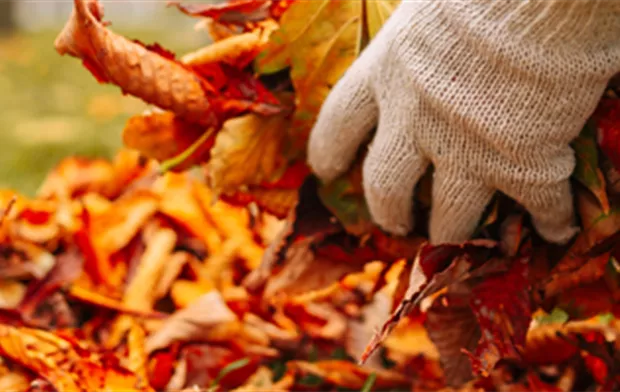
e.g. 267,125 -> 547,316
346,292 -> 392,368
425,287 -> 480,387
0,325 -> 150,392
153,251 -> 191,300
55,0 -> 216,127
145,291 -> 239,353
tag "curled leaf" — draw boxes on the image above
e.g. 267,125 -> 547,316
55,0 -> 279,128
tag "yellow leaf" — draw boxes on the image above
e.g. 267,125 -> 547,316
207,112 -> 290,194
154,173 -> 223,254
123,228 -> 177,311
366,0 -> 400,39
171,280 -> 214,309
256,0 -> 399,142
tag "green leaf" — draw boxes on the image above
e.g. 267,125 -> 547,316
209,357 -> 251,390
298,374 -> 324,387
535,307 -> 569,325
318,170 -> 374,236
159,127 -> 215,174
572,122 -> 611,214
360,372 -> 377,392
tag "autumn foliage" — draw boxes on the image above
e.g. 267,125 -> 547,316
0,0 -> 618,390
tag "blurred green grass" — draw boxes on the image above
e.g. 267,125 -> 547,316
0,25 -> 210,196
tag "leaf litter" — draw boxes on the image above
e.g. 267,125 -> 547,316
0,0 -> 619,390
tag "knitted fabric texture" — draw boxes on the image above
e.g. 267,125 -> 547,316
307,0 -> 620,245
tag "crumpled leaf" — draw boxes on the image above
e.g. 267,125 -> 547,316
55,0 -> 279,128
541,191 -> 620,305
0,325 -> 150,392
145,291 -> 239,353
17,247 -> 84,324
360,240 -> 499,363
67,285 -> 165,319
89,190 -> 159,255
181,24 -> 278,69
122,227 -> 177,311
153,173 -> 223,254
467,254 -> 532,376
345,291 -> 392,367
425,285 -> 480,387
244,176 -> 425,295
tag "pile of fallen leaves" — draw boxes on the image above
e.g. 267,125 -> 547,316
0,0 -> 619,390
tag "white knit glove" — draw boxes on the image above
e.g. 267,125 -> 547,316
307,0 -> 620,245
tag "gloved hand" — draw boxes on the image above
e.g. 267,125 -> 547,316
307,0 -> 620,245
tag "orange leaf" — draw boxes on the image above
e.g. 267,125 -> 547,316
0,325 -> 150,392
154,173 -> 223,254
55,0 -> 279,128
122,111 -> 214,171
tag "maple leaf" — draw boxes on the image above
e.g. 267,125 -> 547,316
256,0 -> 400,144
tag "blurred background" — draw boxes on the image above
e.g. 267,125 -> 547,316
0,0 -> 213,195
